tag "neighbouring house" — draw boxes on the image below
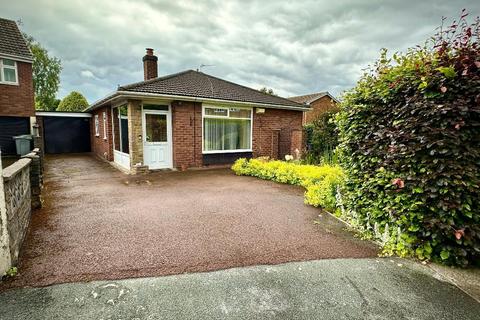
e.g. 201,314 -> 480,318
289,92 -> 339,124
86,49 -> 309,174
0,18 -> 35,155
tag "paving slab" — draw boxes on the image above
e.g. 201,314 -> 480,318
0,258 -> 479,320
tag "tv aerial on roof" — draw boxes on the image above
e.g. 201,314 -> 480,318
197,64 -> 215,72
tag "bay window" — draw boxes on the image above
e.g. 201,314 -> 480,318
0,59 -> 18,84
203,106 -> 252,153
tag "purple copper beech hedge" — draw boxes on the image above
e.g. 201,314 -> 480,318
335,11 -> 480,266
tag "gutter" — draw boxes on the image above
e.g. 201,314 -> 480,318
36,111 -> 92,118
86,91 -> 311,112
0,53 -> 33,63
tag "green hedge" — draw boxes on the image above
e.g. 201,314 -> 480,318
304,110 -> 339,165
232,158 -> 345,211
336,13 -> 479,266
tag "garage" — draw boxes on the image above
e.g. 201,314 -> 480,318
0,116 -> 31,155
36,112 -> 91,154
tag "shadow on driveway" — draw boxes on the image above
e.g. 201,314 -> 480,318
1,154 -> 378,290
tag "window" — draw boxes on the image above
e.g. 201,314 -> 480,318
203,106 -> 252,153
0,59 -> 18,84
145,113 -> 167,142
95,114 -> 99,136
113,105 -> 129,154
103,112 -> 107,139
143,104 -> 169,111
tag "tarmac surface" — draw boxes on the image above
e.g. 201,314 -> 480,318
0,258 -> 479,320
0,154 -> 378,291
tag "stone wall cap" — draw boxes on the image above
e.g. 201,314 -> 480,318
22,152 -> 38,159
3,158 -> 31,181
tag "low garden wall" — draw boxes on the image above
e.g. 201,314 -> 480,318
0,148 -> 43,275
2,158 -> 32,265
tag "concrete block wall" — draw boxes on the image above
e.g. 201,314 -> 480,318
2,158 -> 32,266
0,157 -> 11,276
22,149 -> 42,209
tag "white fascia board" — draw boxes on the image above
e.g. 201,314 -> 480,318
117,91 -> 311,111
88,91 -> 311,112
35,111 -> 92,118
0,53 -> 33,63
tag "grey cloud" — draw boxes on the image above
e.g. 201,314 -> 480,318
1,0 -> 478,102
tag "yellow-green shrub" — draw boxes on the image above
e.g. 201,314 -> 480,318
232,158 -> 345,211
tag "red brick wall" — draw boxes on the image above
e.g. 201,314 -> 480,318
95,102 -> 303,170
253,108 -> 303,159
303,96 -> 338,124
170,103 -> 303,168
91,106 -> 113,161
0,61 -> 35,117
171,101 -> 202,169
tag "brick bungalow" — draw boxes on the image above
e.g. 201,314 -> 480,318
289,92 -> 339,124
86,49 -> 310,174
0,18 -> 35,155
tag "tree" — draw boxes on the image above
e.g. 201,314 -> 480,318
57,91 -> 89,112
259,87 -> 276,95
23,32 -> 62,111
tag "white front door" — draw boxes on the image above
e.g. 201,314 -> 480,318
143,109 -> 172,169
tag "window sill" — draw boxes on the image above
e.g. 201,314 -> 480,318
0,81 -> 19,86
202,149 -> 253,154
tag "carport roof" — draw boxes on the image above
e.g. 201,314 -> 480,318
87,70 -> 309,111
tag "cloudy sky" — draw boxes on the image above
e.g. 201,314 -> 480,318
2,0 -> 479,103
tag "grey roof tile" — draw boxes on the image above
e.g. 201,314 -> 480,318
288,92 -> 329,104
118,70 -> 305,109
0,18 -> 33,61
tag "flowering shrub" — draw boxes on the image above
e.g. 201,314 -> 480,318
232,158 -> 345,211
336,12 -> 480,266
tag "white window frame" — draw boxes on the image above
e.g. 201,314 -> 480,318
0,58 -> 19,85
94,114 -> 100,136
103,111 -> 107,140
202,105 -> 253,154
113,103 -> 129,154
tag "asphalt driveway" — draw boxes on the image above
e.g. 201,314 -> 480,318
1,154 -> 377,290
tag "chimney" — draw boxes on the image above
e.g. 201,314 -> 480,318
143,48 -> 158,80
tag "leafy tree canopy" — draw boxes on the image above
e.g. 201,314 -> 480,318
259,87 -> 276,96
23,32 -> 62,111
57,91 -> 89,112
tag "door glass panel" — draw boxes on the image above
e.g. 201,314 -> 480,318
145,114 -> 167,142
